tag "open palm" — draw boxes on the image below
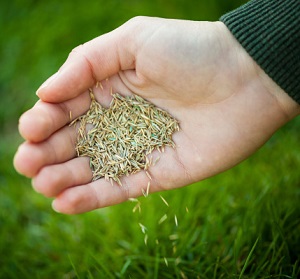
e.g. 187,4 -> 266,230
14,17 -> 298,214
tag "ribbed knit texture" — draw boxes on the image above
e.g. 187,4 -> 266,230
220,0 -> 300,104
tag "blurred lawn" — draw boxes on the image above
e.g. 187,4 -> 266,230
1,0 -> 299,278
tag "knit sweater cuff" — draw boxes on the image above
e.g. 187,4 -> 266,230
220,0 -> 300,104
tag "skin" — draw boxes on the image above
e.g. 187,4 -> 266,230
13,17 -> 300,214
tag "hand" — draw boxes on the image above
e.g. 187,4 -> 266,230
14,17 -> 300,214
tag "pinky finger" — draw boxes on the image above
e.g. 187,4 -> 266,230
51,171 -> 152,214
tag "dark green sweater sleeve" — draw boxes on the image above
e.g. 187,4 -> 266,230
220,0 -> 300,104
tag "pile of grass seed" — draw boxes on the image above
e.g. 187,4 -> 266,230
71,91 -> 179,185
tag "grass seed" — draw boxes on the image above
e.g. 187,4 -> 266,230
71,91 -> 179,184
164,257 -> 169,267
158,214 -> 168,224
174,214 -> 178,227
160,195 -> 169,207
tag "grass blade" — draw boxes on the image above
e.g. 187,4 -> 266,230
238,237 -> 259,279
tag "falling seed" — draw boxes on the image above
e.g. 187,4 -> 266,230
144,234 -> 148,245
169,234 -> 179,240
141,182 -> 150,198
174,215 -> 178,227
175,257 -> 181,266
164,257 -> 168,267
155,239 -> 159,245
133,202 -> 141,213
160,195 -> 169,207
139,223 -> 147,234
186,206 -> 189,213
145,171 -> 152,180
128,198 -> 139,202
142,181 -> 150,198
180,270 -> 187,279
158,214 -> 168,224
173,245 -> 177,254
146,182 -> 150,196
141,188 -> 147,197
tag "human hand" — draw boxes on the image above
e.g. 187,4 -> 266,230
14,17 -> 300,214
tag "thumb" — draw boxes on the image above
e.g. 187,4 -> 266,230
36,22 -> 136,103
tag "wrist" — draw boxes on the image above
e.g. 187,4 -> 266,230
216,21 -> 300,122
256,66 -> 300,121
219,0 -> 300,119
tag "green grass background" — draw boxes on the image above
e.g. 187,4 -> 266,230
1,0 -> 299,278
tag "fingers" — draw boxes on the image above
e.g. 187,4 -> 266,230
31,149 -> 158,214
28,143 -> 188,214
19,91 -> 91,142
51,171 -> 151,214
14,125 -> 78,177
37,22 -> 136,103
32,157 -> 92,197
30,144 -> 188,214
32,151 -> 153,214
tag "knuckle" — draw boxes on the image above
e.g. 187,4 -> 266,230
127,16 -> 147,25
33,167 -> 60,197
70,44 -> 86,56
68,43 -> 96,83
64,194 -> 81,213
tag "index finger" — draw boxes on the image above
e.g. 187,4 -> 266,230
36,22 -> 136,103
19,90 -> 91,142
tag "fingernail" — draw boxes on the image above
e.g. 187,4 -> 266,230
51,200 -> 61,213
36,72 -> 59,96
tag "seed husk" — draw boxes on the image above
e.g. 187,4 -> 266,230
144,234 -> 148,245
174,214 -> 178,227
159,195 -> 169,207
164,257 -> 169,267
158,214 -> 168,224
71,91 -> 179,184
169,234 -> 179,240
139,223 -> 147,234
